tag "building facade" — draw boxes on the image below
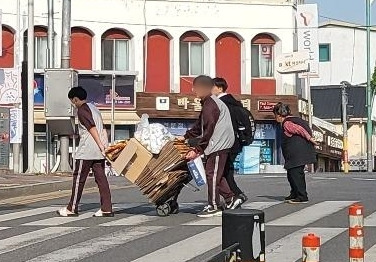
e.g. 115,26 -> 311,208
1,0 -> 304,172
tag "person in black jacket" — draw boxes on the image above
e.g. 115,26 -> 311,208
212,77 -> 247,208
273,102 -> 317,204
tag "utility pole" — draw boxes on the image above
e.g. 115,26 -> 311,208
59,0 -> 71,172
341,81 -> 350,173
27,0 -> 35,173
46,0 -> 55,174
366,0 -> 373,172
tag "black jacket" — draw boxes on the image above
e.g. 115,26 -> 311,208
281,117 -> 317,169
219,94 -> 243,154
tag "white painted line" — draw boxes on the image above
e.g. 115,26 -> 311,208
366,244 -> 376,260
364,211 -> 376,227
0,227 -> 84,255
26,226 -> 166,262
0,206 -> 59,223
131,227 -> 222,262
100,211 -> 157,226
311,177 -> 338,180
352,178 -> 376,181
184,202 -> 281,226
268,201 -> 355,226
184,216 -> 222,226
266,227 -> 346,262
263,175 -> 285,178
23,204 -> 141,226
242,201 -> 282,210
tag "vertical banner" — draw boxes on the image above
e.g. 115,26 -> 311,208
0,107 -> 10,169
296,4 -> 319,76
9,108 -> 22,144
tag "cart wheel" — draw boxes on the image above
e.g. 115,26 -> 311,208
168,200 -> 179,214
156,203 -> 171,217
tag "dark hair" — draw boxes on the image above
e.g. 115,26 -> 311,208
213,77 -> 228,91
68,86 -> 87,100
273,102 -> 291,117
193,75 -> 214,88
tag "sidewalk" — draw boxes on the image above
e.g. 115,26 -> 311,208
0,173 -> 96,200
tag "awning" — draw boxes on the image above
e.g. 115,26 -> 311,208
34,110 -> 140,125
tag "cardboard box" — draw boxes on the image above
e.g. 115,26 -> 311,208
110,138 -> 153,183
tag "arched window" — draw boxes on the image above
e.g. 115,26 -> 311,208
180,31 -> 205,76
251,34 -> 275,78
101,29 -> 130,71
0,26 -> 15,68
24,26 -> 48,69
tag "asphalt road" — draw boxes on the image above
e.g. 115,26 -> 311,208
0,172 -> 376,262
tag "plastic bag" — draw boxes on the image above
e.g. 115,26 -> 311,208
134,114 -> 175,154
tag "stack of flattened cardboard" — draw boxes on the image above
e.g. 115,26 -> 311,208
135,140 -> 191,204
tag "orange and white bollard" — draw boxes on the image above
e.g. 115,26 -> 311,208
302,233 -> 320,262
349,203 -> 364,262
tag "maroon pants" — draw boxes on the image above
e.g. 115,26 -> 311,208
205,151 -> 234,209
67,159 -> 112,213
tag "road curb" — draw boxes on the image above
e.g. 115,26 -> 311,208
0,178 -> 97,200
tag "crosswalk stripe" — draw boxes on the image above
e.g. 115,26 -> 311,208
100,211 -> 156,226
23,204 -> 141,226
265,227 -> 346,262
131,227 -> 222,262
0,206 -> 58,223
26,226 -> 166,262
364,211 -> 376,226
0,227 -> 84,255
183,202 -> 282,226
268,201 -> 355,226
242,201 -> 282,210
366,244 -> 376,260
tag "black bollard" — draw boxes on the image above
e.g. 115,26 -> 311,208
222,209 -> 265,262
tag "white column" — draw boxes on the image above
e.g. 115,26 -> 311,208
172,36 -> 181,93
243,37 -> 252,94
93,34 -> 102,70
133,35 -> 144,92
208,37 -> 216,77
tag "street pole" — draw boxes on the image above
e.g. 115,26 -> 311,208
111,74 -> 115,145
306,64 -> 312,129
27,0 -> 35,173
366,0 -> 373,172
341,82 -> 349,173
59,0 -> 71,172
46,0 -> 55,175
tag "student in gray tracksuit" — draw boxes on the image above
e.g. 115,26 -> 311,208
183,75 -> 235,218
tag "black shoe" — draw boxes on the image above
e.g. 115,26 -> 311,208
284,194 -> 296,202
287,198 -> 309,204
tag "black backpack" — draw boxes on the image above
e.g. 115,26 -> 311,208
231,106 -> 256,146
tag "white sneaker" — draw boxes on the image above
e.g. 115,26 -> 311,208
93,209 -> 114,217
56,207 -> 78,217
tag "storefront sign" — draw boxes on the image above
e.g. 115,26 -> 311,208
276,51 -> 309,74
296,4 -> 319,76
177,97 -> 202,112
258,101 -> 277,112
34,73 -> 136,109
254,123 -> 276,140
327,136 -> 343,149
312,130 -> 324,143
